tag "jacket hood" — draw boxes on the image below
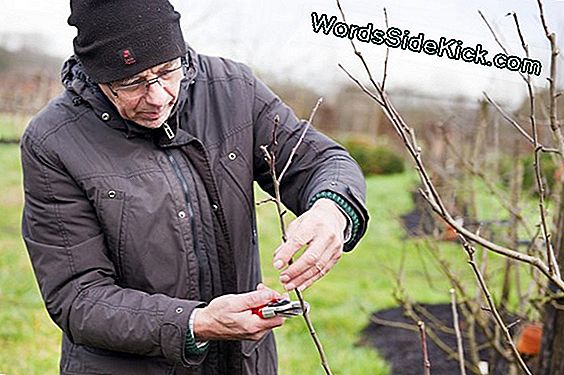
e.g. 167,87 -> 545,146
60,47 -> 198,140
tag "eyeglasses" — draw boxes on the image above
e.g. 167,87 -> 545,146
107,64 -> 185,100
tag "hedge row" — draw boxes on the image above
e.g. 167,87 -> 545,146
339,138 -> 405,176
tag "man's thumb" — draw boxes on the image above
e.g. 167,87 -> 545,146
238,290 -> 277,310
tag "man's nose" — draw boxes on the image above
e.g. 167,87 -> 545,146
143,81 -> 173,106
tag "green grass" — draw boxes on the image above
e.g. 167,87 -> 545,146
257,173 -> 479,375
0,138 -> 532,374
0,113 -> 29,140
0,144 -> 62,374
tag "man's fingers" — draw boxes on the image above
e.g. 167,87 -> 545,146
295,257 -> 339,292
236,289 -> 280,310
273,228 -> 314,271
279,237 -> 330,281
244,314 -> 285,340
280,240 -> 342,291
255,283 -> 284,299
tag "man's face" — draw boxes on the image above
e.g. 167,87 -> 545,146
99,58 -> 183,128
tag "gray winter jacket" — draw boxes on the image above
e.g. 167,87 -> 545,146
20,48 -> 369,374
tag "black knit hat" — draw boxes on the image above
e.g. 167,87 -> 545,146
68,0 -> 187,83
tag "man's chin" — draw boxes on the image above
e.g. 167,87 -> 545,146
134,114 -> 168,129
136,120 -> 163,129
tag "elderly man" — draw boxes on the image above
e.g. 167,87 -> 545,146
20,1 -> 368,374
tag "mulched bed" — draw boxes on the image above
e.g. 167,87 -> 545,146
359,303 -> 516,375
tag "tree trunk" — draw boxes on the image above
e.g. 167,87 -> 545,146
537,184 -> 564,375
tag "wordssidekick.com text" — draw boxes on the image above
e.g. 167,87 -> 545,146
311,12 -> 542,76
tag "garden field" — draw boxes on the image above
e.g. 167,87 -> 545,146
0,130 -> 523,374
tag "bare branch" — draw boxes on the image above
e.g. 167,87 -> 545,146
256,198 -> 277,206
511,13 -> 528,57
418,321 -> 432,375
440,123 -> 536,238
478,10 -> 510,56
369,315 -> 419,332
338,64 -> 383,106
336,0 -> 564,292
419,187 -> 564,291
334,2 -> 564,372
414,303 -> 459,336
459,236 -> 533,375
278,98 -> 323,182
394,285 -> 486,373
483,92 -> 560,154
261,103 -> 333,375
422,241 -> 509,361
478,10 -> 529,85
381,8 -> 390,91
506,319 -> 522,330
450,289 -> 467,375
536,0 -> 564,286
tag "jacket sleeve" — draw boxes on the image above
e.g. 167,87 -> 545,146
250,74 -> 369,251
20,132 -> 206,366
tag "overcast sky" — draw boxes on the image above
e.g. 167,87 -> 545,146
1,0 -> 564,107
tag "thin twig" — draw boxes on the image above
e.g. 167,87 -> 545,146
335,1 -> 391,109
537,0 -> 564,157
512,5 -> 562,280
483,92 -> 559,154
450,289 -> 467,375
334,2 -> 563,373
256,198 -> 277,206
506,319 -> 522,330
420,187 -> 564,291
278,98 -> 323,182
440,123 -> 535,238
261,103 -> 333,375
478,10 -> 528,85
418,321 -> 432,375
381,8 -> 390,91
414,303 -> 459,336
478,10 -> 510,55
511,5 -> 561,279
535,0 -> 564,281
335,0 -> 564,292
338,64 -> 383,106
459,236 -> 533,375
342,71 -> 564,292
369,314 -> 418,332
520,34 -> 560,280
395,287 -> 485,374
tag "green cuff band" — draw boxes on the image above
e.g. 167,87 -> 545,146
184,325 -> 208,356
308,190 -> 361,244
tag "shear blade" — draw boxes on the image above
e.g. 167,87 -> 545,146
275,301 -> 309,317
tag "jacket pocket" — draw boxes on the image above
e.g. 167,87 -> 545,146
218,147 -> 253,220
241,332 -> 277,375
241,331 -> 272,357
95,189 -> 127,282
64,342 -> 173,374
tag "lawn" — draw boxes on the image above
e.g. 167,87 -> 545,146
0,129 -> 528,374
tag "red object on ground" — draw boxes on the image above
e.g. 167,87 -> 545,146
517,323 -> 543,356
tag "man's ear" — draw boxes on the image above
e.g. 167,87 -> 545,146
98,84 -> 115,99
97,84 -> 124,118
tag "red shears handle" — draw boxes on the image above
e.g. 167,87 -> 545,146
251,298 -> 279,319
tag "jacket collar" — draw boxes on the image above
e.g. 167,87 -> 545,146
62,46 -> 199,143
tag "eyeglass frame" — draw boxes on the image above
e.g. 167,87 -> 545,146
106,61 -> 188,99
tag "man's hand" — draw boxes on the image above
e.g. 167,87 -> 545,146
273,198 -> 347,292
193,284 -> 285,341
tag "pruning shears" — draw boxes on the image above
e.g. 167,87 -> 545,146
251,298 -> 310,319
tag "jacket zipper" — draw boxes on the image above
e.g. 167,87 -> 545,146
162,122 -> 175,140
164,149 -> 209,294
